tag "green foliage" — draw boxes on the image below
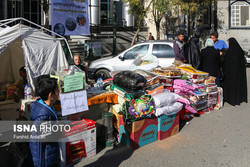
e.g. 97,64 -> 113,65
172,0 -> 211,16
123,0 -> 153,28
152,0 -> 172,21
151,0 -> 173,39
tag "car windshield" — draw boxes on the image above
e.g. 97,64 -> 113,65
123,44 -> 149,59
152,44 -> 175,58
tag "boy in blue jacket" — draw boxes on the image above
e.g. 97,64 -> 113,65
28,77 -> 60,167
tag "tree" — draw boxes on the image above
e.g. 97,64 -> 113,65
151,0 -> 173,40
123,0 -> 153,46
42,0 -> 50,29
172,0 -> 211,36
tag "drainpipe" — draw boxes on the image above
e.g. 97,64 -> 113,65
112,0 -> 117,55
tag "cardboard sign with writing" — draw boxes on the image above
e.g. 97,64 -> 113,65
60,90 -> 88,116
64,73 -> 85,93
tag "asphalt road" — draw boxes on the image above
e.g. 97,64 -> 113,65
77,68 -> 250,167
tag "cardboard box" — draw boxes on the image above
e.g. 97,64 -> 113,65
112,108 -> 158,149
112,109 -> 125,133
157,113 -> 179,141
60,119 -> 96,167
120,118 -> 158,149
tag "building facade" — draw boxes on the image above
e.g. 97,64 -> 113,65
217,0 -> 250,51
1,0 -> 42,25
0,0 -> 133,28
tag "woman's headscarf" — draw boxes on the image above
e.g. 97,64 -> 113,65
228,37 -> 244,54
205,38 -> 214,47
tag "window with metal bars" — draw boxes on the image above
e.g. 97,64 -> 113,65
230,1 -> 250,28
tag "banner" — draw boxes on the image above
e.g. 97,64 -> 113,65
51,0 -> 90,36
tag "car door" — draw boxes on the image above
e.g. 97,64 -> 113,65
152,44 -> 175,67
114,44 -> 150,71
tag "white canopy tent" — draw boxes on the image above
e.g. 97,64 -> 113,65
0,18 -> 72,90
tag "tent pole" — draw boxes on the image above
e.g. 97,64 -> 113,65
0,17 -> 73,59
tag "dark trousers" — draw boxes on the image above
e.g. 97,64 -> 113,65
215,78 -> 220,87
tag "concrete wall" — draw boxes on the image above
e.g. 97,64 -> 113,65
217,0 -> 250,52
144,4 -> 185,40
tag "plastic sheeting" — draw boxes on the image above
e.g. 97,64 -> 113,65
130,53 -> 159,71
151,89 -> 183,117
0,24 -> 68,90
152,90 -> 180,108
155,102 -> 183,117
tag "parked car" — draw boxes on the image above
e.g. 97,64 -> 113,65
88,40 -> 175,80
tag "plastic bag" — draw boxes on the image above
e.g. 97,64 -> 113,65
153,66 -> 182,77
113,70 -> 147,90
205,84 -> 217,93
204,76 -> 216,85
6,83 -> 17,100
155,102 -> 183,117
208,92 -> 218,105
130,53 -> 159,71
151,89 -> 180,108
214,87 -> 223,110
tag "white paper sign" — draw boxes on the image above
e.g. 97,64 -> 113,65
60,90 -> 88,116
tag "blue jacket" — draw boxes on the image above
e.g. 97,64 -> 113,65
28,99 -> 60,167
214,40 -> 228,50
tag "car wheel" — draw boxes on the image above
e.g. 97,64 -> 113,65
95,69 -> 111,80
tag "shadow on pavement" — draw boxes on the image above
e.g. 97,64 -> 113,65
83,143 -> 134,167
179,120 -> 186,132
179,117 -> 193,132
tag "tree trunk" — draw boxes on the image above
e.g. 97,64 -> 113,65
156,21 -> 160,40
131,28 -> 140,46
187,14 -> 191,36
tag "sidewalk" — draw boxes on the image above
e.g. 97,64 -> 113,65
77,68 -> 250,167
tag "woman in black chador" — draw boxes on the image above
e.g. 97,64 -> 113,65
222,38 -> 248,106
186,37 -> 201,69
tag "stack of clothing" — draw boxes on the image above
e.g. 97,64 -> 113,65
173,79 -> 208,114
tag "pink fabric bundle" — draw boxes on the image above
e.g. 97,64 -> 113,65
176,97 -> 198,113
173,80 -> 196,93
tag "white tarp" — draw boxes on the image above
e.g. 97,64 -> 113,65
0,24 -> 68,89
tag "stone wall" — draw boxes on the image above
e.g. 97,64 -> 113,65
217,0 -> 250,52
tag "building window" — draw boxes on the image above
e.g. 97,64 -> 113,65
101,0 -> 111,25
7,0 -> 22,18
24,0 -> 41,26
3,0 -> 41,26
230,1 -> 250,28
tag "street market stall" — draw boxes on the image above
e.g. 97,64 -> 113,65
108,63 -> 223,149
0,19 -> 225,167
4,61 -> 224,166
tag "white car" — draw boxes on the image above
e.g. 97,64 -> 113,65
88,41 -> 175,79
